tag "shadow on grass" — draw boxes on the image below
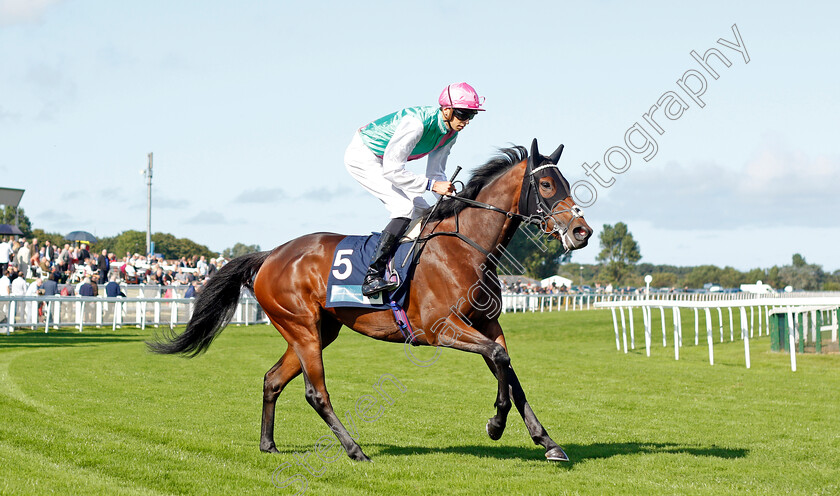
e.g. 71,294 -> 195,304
372,441 -> 748,466
0,330 -> 146,349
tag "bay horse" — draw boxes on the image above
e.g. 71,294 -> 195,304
149,139 -> 593,462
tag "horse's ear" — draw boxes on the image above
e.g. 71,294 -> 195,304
529,139 -> 540,166
549,144 -> 565,164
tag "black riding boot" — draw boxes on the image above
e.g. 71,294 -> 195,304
361,217 -> 410,297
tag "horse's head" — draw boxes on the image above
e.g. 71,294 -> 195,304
518,139 -> 593,251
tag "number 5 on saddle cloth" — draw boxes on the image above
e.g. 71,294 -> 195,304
325,233 -> 418,343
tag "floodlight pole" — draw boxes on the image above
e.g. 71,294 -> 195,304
146,153 -> 153,257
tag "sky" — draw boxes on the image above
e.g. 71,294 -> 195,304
1,1 -> 838,272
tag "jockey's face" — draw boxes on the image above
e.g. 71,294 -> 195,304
441,108 -> 471,132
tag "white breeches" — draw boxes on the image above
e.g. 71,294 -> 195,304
344,132 -> 430,219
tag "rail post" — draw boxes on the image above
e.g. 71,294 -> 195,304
798,312 -> 805,354
815,310 -> 822,353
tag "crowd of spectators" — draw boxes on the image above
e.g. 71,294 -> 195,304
501,279 -> 623,295
0,236 -> 227,302
501,279 -> 573,295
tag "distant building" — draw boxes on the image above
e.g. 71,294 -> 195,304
540,275 -> 573,289
498,275 -> 540,293
499,275 -> 539,286
739,280 -> 775,294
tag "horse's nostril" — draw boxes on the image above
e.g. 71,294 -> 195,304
573,226 -> 588,240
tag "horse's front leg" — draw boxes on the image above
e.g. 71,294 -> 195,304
430,315 -> 513,442
505,364 -> 568,461
481,320 -> 568,462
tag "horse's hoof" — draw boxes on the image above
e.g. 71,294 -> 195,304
348,449 -> 372,462
545,446 -> 569,462
260,444 -> 280,454
485,417 -> 504,441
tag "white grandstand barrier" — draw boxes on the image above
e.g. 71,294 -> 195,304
677,307 -> 683,348
658,307 -> 666,347
787,310 -> 797,372
704,308 -> 714,365
500,291 -> 840,315
0,293 -> 267,334
740,307 -> 750,369
728,308 -> 734,341
610,307 -> 620,350
672,307 -> 679,360
694,308 -> 700,346
594,295 -> 840,371
620,307 -> 628,353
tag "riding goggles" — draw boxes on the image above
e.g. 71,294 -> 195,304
452,108 -> 478,121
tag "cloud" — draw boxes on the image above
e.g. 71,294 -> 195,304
593,145 -> 840,230
158,52 -> 193,72
127,194 -> 189,210
0,0 -> 63,26
0,105 -> 19,122
184,210 -> 231,225
96,44 -> 137,68
154,196 -> 189,209
296,186 -> 359,201
35,208 -> 74,223
232,185 -> 361,205
739,147 -> 840,199
25,62 -> 76,120
233,188 -> 286,204
60,191 -> 84,201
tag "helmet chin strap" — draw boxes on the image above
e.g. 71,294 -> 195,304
443,84 -> 455,128
443,109 -> 455,129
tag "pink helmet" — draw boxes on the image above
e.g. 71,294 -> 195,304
438,82 -> 486,111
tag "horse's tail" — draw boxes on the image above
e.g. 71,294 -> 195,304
146,251 -> 271,357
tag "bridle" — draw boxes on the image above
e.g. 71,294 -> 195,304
410,141 -> 585,262
515,155 -> 585,240
445,173 -> 582,238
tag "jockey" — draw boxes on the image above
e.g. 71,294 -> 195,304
345,82 -> 486,297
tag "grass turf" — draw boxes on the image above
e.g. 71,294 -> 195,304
1,310 -> 838,495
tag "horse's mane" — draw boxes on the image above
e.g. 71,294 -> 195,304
425,145 -> 528,223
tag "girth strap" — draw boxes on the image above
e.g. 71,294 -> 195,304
389,301 -> 419,346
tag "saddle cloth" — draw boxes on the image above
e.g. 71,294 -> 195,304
325,233 -> 414,309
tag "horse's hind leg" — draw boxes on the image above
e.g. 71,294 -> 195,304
260,314 -> 341,453
294,333 -> 371,462
260,347 -> 300,453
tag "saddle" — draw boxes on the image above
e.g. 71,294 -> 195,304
325,233 -> 415,309
399,217 -> 424,243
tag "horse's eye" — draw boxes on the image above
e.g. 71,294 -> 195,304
540,181 -> 550,188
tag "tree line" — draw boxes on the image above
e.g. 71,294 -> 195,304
5,207 -> 260,262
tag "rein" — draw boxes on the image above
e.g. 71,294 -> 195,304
410,165 -> 584,261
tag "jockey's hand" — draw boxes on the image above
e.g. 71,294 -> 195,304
432,181 -> 455,196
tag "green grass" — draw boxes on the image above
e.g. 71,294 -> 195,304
1,310 -> 839,495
